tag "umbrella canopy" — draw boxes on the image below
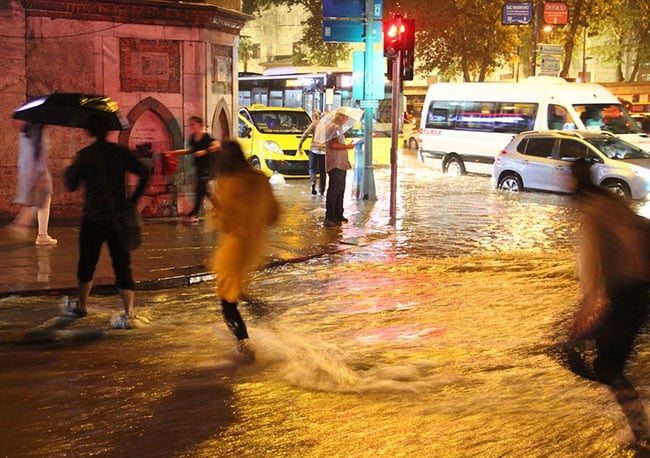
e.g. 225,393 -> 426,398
313,106 -> 364,144
12,93 -> 130,131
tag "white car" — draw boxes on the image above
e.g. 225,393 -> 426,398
492,130 -> 650,199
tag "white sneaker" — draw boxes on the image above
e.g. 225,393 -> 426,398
35,234 -> 57,246
112,314 -> 132,330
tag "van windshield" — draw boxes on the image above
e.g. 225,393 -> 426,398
250,111 -> 312,134
587,137 -> 650,160
574,103 -> 642,134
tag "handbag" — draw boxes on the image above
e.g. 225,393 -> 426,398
115,204 -> 142,251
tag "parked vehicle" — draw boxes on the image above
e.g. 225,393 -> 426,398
237,105 -> 312,177
492,130 -> 650,200
419,77 -> 650,176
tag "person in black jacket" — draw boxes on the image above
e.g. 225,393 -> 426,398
64,115 -> 150,326
165,116 -> 220,222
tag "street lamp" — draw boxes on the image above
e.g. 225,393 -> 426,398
580,27 -> 592,82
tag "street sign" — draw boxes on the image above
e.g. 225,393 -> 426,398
538,43 -> 563,55
352,50 -> 385,100
359,99 -> 379,108
502,2 -> 533,25
323,0 -> 382,19
540,55 -> 561,76
323,19 -> 382,43
543,2 -> 568,25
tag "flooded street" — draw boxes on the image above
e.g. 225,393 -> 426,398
2,151 -> 650,457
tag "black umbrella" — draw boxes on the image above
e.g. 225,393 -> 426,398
12,93 -> 130,131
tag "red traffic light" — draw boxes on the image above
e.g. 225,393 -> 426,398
383,15 -> 414,59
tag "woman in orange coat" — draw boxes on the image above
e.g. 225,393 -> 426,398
208,141 -> 279,354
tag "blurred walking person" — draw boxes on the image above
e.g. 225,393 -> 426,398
10,123 -> 57,245
64,115 -> 150,326
298,110 -> 326,195
565,158 -> 650,449
165,116 -> 220,223
208,140 -> 279,356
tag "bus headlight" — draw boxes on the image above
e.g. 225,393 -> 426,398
263,141 -> 284,155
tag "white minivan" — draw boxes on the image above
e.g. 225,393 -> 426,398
418,77 -> 650,175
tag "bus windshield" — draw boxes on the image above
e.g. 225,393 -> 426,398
574,103 -> 642,134
249,111 -> 312,134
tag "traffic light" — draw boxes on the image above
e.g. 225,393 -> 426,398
384,16 -> 415,81
383,15 -> 406,58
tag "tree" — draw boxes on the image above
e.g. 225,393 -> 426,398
239,36 -> 254,73
385,0 -> 520,81
252,0 -> 350,67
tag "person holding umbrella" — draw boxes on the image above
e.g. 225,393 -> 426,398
10,122 -> 57,246
64,114 -> 150,326
316,107 -> 361,227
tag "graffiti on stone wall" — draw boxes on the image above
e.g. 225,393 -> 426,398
120,38 -> 181,93
128,110 -> 177,217
212,44 -> 232,94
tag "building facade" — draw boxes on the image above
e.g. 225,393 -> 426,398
0,0 -> 249,219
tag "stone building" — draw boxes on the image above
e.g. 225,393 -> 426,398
0,0 -> 249,219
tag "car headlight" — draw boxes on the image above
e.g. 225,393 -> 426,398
263,140 -> 284,155
631,165 -> 650,180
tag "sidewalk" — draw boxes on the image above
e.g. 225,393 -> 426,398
0,181 -> 386,297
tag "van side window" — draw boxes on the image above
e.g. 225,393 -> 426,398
548,105 -> 575,130
426,100 -> 537,133
557,139 -> 589,160
521,138 -> 555,158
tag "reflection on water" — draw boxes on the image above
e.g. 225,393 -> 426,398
1,252 -> 646,457
2,155 -> 649,457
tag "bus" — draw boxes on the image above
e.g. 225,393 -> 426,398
418,77 -> 650,175
239,67 -> 399,163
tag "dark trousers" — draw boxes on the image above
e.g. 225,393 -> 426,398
325,168 -> 346,222
221,299 -> 249,340
568,283 -> 649,385
77,219 -> 134,290
309,151 -> 326,194
593,284 -> 649,383
188,176 -> 209,217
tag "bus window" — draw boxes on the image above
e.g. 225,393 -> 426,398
427,100 -> 537,133
574,103 -> 641,134
548,104 -> 575,130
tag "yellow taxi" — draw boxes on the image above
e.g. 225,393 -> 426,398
237,105 -> 312,177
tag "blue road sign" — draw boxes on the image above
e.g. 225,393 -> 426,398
323,0 -> 383,19
323,19 -> 382,43
352,50 -> 385,101
502,2 -> 533,25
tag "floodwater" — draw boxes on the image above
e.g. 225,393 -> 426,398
2,152 -> 650,457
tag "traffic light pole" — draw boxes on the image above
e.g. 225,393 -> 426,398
361,0 -> 376,201
389,52 -> 401,225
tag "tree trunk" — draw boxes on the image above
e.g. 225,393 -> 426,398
560,0 -> 586,78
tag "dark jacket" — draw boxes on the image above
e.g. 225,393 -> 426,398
190,133 -> 215,178
65,140 -> 150,221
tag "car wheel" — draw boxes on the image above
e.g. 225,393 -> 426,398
498,174 -> 523,192
602,179 -> 631,198
408,137 -> 418,150
445,157 -> 465,176
248,156 -> 262,170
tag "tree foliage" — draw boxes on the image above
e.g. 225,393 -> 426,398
385,0 -> 520,81
251,0 -> 350,67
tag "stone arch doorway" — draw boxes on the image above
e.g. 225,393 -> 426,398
120,97 -> 184,217
211,98 -> 231,141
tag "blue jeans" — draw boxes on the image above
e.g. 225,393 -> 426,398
309,151 -> 326,194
